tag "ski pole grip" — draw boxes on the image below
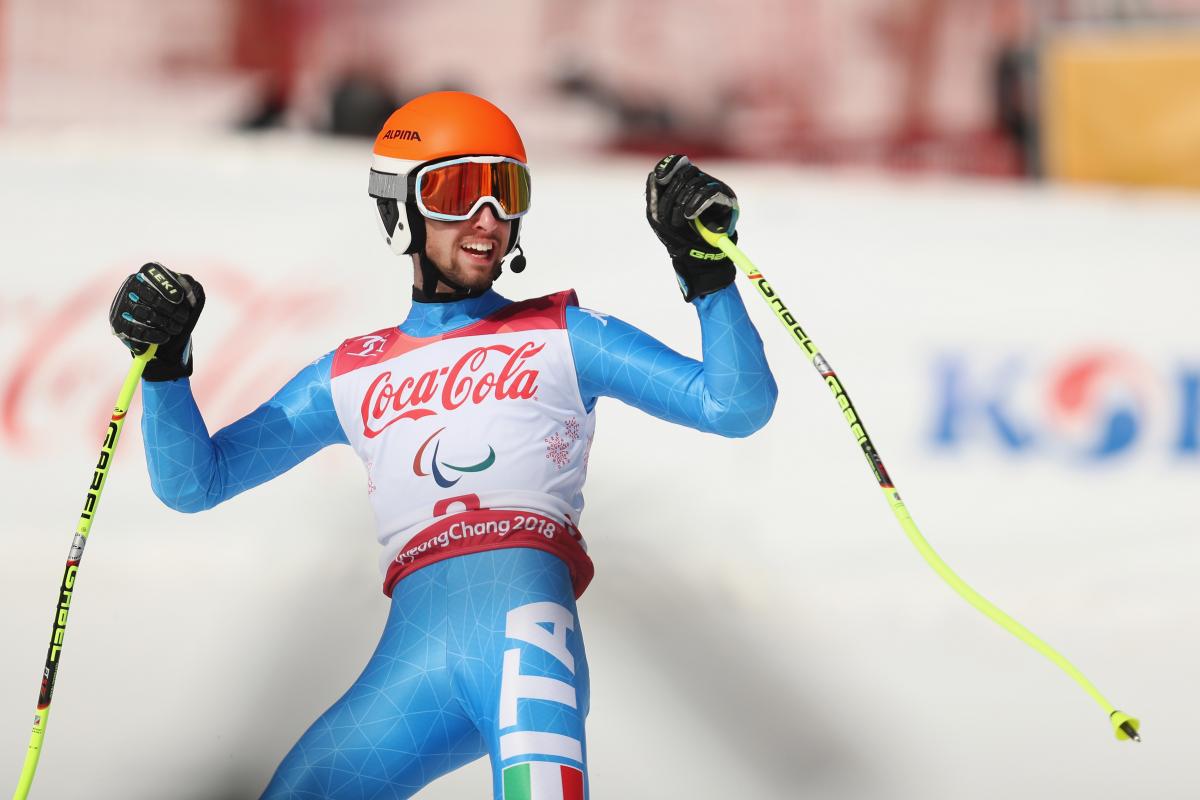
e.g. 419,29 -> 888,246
694,220 -> 754,277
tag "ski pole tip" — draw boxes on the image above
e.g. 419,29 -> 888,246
1109,710 -> 1141,742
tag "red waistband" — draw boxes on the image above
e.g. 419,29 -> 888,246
383,509 -> 595,599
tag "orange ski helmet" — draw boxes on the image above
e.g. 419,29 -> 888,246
368,92 -> 530,296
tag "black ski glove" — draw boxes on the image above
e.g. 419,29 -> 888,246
109,262 -> 205,382
645,154 -> 739,302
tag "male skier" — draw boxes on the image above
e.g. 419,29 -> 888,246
108,91 -> 777,800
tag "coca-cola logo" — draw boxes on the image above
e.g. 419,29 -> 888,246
361,341 -> 544,438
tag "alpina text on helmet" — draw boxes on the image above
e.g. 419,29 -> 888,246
382,129 -> 422,141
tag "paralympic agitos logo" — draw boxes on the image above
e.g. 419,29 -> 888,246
413,426 -> 496,487
360,341 -> 544,438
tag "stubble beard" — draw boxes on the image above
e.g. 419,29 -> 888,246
443,256 -> 502,291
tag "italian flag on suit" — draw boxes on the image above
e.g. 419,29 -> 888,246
503,761 -> 584,800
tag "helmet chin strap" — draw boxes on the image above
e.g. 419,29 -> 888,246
414,251 -> 501,303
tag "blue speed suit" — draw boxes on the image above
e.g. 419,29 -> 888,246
141,284 -> 777,799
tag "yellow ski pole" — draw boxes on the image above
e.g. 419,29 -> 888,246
13,345 -> 157,800
696,219 -> 1140,743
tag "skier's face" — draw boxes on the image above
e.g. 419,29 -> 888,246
421,204 -> 512,293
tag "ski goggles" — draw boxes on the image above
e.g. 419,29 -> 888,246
369,156 -> 531,221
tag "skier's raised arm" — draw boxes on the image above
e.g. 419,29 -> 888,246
108,263 -> 347,512
568,155 -> 777,437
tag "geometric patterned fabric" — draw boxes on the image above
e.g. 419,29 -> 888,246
259,548 -> 588,800
567,284 -> 777,435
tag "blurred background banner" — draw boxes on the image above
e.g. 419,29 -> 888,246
4,0 -> 1200,185
1,2 -> 1199,799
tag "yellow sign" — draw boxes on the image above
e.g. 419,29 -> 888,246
1043,30 -> 1200,188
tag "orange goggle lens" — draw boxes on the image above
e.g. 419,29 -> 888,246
416,158 -> 531,221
